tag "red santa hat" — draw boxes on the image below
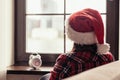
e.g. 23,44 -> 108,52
66,8 -> 110,54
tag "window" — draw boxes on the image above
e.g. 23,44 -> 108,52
26,0 -> 107,53
15,0 -> 119,66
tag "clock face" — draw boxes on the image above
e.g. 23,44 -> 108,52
32,58 -> 41,67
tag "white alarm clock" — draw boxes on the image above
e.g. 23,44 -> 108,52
29,53 -> 42,70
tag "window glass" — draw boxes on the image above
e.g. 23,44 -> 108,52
26,0 -> 64,14
66,0 -> 106,13
26,15 -> 64,53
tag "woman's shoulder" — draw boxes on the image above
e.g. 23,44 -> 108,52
55,53 -> 75,64
56,53 -> 71,61
55,54 -> 67,64
102,52 -> 114,57
105,52 -> 115,60
98,52 -> 115,62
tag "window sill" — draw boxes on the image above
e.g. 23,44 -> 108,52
7,66 -> 53,75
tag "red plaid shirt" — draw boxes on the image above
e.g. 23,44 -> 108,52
49,52 -> 114,80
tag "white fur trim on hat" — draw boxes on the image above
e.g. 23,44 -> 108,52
67,26 -> 98,45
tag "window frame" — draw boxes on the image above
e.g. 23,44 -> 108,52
106,0 -> 119,60
14,0 -> 119,66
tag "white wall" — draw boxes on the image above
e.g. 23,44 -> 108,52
0,0 -> 14,80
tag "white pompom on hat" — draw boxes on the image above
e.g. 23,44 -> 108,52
65,8 -> 110,54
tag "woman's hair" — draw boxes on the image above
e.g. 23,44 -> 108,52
71,43 -> 97,53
